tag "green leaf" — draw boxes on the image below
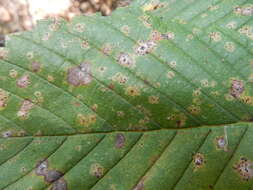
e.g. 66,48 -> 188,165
0,0 -> 253,189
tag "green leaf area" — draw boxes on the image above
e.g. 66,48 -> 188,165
0,0 -> 253,189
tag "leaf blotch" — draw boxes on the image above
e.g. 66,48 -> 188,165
67,62 -> 92,87
115,133 -> 125,148
233,157 -> 253,181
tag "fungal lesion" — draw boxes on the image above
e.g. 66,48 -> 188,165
233,157 -> 253,181
67,62 -> 93,87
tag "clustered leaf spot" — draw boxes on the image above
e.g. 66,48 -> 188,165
139,15 -> 152,28
115,133 -> 125,148
148,95 -> 159,104
34,91 -> 44,104
238,25 -> 253,40
125,86 -> 141,97
112,72 -> 128,85
233,157 -> 253,181
135,40 -> 156,56
47,75 -> 55,82
67,62 -> 93,87
16,74 -> 31,88
121,25 -> 130,35
102,43 -> 113,56
230,79 -> 244,98
117,52 -> 135,68
208,32 -> 222,42
0,88 -> 9,110
116,110 -> 125,117
77,113 -> 97,127
42,32 -> 51,41
188,105 -> 201,115
0,47 -> 9,59
35,160 -> 67,189
226,21 -> 237,29
167,71 -> 175,79
193,88 -> 202,97
89,163 -> 104,178
142,2 -> 166,12
234,5 -> 253,16
31,62 -> 41,73
193,153 -> 205,170
167,60 -> 177,68
17,100 -> 34,119
150,30 -> 163,41
74,23 -> 85,33
241,96 -> 253,105
81,40 -> 90,49
200,79 -> 209,88
1,130 -> 12,138
224,42 -> 235,52
26,51 -> 34,59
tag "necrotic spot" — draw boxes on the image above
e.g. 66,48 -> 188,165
115,133 -> 125,148
67,62 -> 92,86
230,79 -> 244,98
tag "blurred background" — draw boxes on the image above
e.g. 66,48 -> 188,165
0,0 -> 131,36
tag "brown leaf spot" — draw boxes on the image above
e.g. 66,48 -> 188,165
17,100 -> 34,119
67,62 -> 92,87
115,133 -> 125,148
230,79 -> 244,98
16,74 -> 31,88
0,88 -> 9,110
233,157 -> 253,181
125,86 -> 141,97
90,163 -> 104,178
31,62 -> 41,72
